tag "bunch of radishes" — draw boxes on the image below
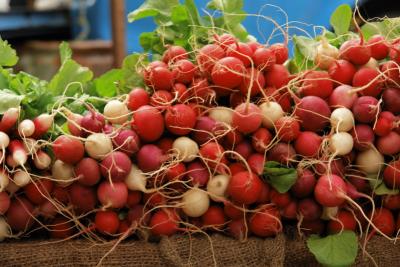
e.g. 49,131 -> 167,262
1,31 -> 400,243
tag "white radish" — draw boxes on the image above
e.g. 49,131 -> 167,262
33,150 -> 51,170
18,119 -> 35,137
181,187 -> 209,217
320,206 -> 338,220
314,38 -> 339,69
209,107 -> 233,125
0,132 -> 9,149
52,160 -> 74,187
125,164 -> 148,192
0,216 -> 10,242
362,58 -> 378,69
103,100 -> 129,124
330,107 -> 354,132
0,170 -> 9,192
13,170 -> 31,187
259,102 -> 284,129
172,137 -> 199,162
85,133 -> 113,160
206,174 -> 230,202
329,132 -> 354,156
356,147 -> 384,174
9,140 -> 27,166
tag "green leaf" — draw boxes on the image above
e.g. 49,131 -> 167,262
293,35 -> 318,60
330,4 -> 352,36
369,178 -> 399,195
307,231 -> 358,267
49,59 -> 93,96
207,0 -> 243,13
59,41 -> 72,64
127,0 -> 179,23
0,89 -> 24,114
184,0 -> 202,26
120,54 -> 146,93
139,32 -> 158,51
263,161 -> 297,193
94,69 -> 123,97
171,5 -> 189,24
0,37 -> 18,67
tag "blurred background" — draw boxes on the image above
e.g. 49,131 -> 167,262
0,0 -> 398,79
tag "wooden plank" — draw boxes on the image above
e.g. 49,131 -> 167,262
110,0 -> 126,68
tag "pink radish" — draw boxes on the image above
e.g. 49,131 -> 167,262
80,111 -> 105,136
339,39 -> 371,65
97,181 -> 128,209
53,135 -> 84,164
6,197 -> 34,232
314,174 -> 347,207
0,192 -> 10,214
32,114 -> 53,138
351,124 -> 375,151
294,131 -> 322,158
127,87 -> 149,111
291,169 -> 316,198
352,96 -> 379,123
267,142 -> 296,165
100,151 -> 132,182
329,85 -> 358,109
113,129 -> 141,156
137,144 -> 166,173
0,108 -> 19,133
75,158 -> 101,186
232,103 -> 262,134
66,112 -> 82,136
295,96 -> 331,132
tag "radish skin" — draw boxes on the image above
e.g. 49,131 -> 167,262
315,39 -> 339,69
0,170 -> 9,192
172,137 -> 199,162
32,114 -> 53,138
321,206 -> 339,220
259,102 -> 284,129
209,108 -> 233,125
0,108 -> 19,133
330,107 -> 354,132
33,150 -> 51,170
356,148 -> 384,174
13,170 -> 31,187
125,164 -> 148,192
52,160 -> 74,186
207,174 -> 230,202
9,140 -> 27,166
182,188 -> 210,217
18,119 -> 35,137
0,132 -> 9,149
329,132 -> 354,156
85,133 -> 113,160
103,100 -> 129,124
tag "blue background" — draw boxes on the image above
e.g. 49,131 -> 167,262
81,0 -> 356,54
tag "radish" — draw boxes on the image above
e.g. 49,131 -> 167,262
267,142 -> 296,165
270,43 -> 289,64
282,201 -> 298,220
162,45 -> 187,63
187,161 -> 209,186
351,124 -> 375,151
270,190 -> 291,208
247,153 -> 265,176
226,42 -> 253,67
33,150 -> 51,170
227,171 -> 263,205
373,111 -> 395,136
352,68 -> 382,97
49,217 -> 75,239
367,35 -> 389,60
181,187 -> 210,217
5,180 -> 18,195
264,64 -> 290,88
383,194 -> 400,210
214,33 -> 236,49
172,137 -> 198,162
126,191 -> 142,208
13,170 -> 31,187
24,179 -> 54,205
69,183 -> 97,213
370,208 -> 395,237
53,135 -> 84,164
300,219 -> 325,235
144,192 -> 166,207
6,197 -> 34,232
294,131 -> 322,158
9,140 -> 27,166
329,85 -> 358,109
38,199 -> 57,219
80,111 -> 105,136
172,59 -> 196,84
17,119 -> 35,137
165,104 -> 196,136
125,164 -> 148,192
295,96 -> 331,132
150,90 -> 173,108
382,88 -> 400,115
100,151 -> 132,182
232,103 -> 262,134
201,206 -> 226,230
252,47 -> 276,70
103,100 -> 129,124
327,210 -> 357,233
383,160 -> 400,189
196,44 -> 225,74
0,132 -> 9,149
300,71 -> 333,98
165,162 -> 186,182
193,116 -> 221,145
144,65 -> 173,91
0,216 -> 10,241
75,158 -> 101,186
23,138 -> 39,156
298,198 -> 322,221
352,96 -> 379,123
172,83 -> 190,103
328,60 -> 357,85
208,107 -> 233,125
199,141 -> 227,172
330,107 -> 354,132
320,206 -> 339,220
274,116 -> 300,142
127,87 -> 149,111
224,202 -> 244,219
233,141 -> 253,160
356,147 -> 384,174
66,112 -> 82,136
149,209 -> 179,236
0,169 -> 9,192
339,39 -> 371,65
84,133 -> 113,160
52,160 -> 74,186
239,68 -> 264,97
113,129 -> 141,156
381,61 -> 400,86
376,131 -> 400,155
228,218 -> 247,241
137,145 -> 166,173
97,181 -> 128,209
314,38 -> 339,69
259,101 -> 284,129
0,108 -> 19,132
291,169 -> 316,198
32,113 -> 53,138
207,174 -> 230,202
251,128 -> 272,153
249,206 -> 281,237
95,210 -> 120,235
314,174 -> 347,207
0,192 -> 10,214
224,130 -> 243,148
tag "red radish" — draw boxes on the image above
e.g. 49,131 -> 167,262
300,219 -> 325,235
192,116 -> 221,145
69,183 -> 97,213
38,199 -> 57,219
376,131 -> 400,155
352,68 -> 382,97
234,141 -> 253,160
270,43 -> 289,64
150,209 -> 179,236
257,183 -> 270,203
196,44 -> 225,74
314,39 -> 339,69
351,124 -> 375,150
381,61 -> 400,86
294,131 -> 322,158
383,194 -> 400,210
327,210 -> 357,233
211,57 -> 245,89
165,162 -> 186,181
274,116 -> 300,142
113,129 -> 141,156
259,102 -> 284,129
252,47 -> 276,70
127,88 -> 149,111
9,140 -> 27,166
187,161 -> 209,187
227,171 -> 263,205
270,190 -> 291,208
314,174 -> 347,207
181,188 -> 210,217
224,202 -> 244,219
172,83 -> 190,103
224,130 -> 244,148
49,217 -> 75,239
143,191 -> 166,208
94,210 -> 120,235
291,169 -> 316,198
232,103 -> 262,134
201,206 -> 226,229
214,33 -> 236,49
150,90 -> 173,108
367,35 -> 389,60
382,88 -> 400,115
298,198 -> 322,221
315,158 -> 345,178
172,59 -> 196,84
339,39 -> 371,65
6,197 -> 34,232
383,160 -> 400,189
100,151 -> 132,182
162,45 -> 187,63
328,60 -> 357,85
264,64 -> 289,88
267,142 -> 296,165
144,65 -> 173,91
0,108 -> 19,132
247,153 -> 265,176
300,71 -> 333,98
33,150 -> 51,170
66,112 -> 82,136
53,135 -> 84,164
228,218 -> 247,241
164,104 -> 196,136
132,105 -> 164,142
0,192 -> 10,214
226,42 -> 253,67
239,68 -> 264,96
157,137 -> 174,154
373,111 -> 394,136
199,141 -> 227,172
228,163 -> 246,176
24,179 -> 53,205
247,41 -> 262,52
251,128 -> 272,153
127,205 -> 149,225
295,96 -> 331,132
352,96 -> 379,123
370,208 -> 395,236
31,114 -> 53,138
52,186 -> 70,204
80,111 -> 105,136
75,158 -> 101,186
97,181 -> 128,209
137,144 -> 165,173
282,201 -> 298,220
172,136 -> 199,162
249,206 -> 281,237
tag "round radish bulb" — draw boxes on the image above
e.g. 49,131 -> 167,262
181,188 -> 210,217
227,171 -> 263,205
137,145 -> 165,173
172,137 -> 199,162
127,87 -> 149,111
52,160 -> 74,186
97,181 -> 128,209
367,35 -> 389,60
0,192 -> 9,214
207,174 -> 230,202
226,42 -> 253,66
274,116 -> 300,142
352,96 -> 379,123
382,88 -> 400,115
356,147 -> 384,174
80,111 -> 105,136
162,45 -> 187,63
113,129 -> 141,156
211,57 -> 245,89
201,206 -> 226,230
165,163 -> 186,182
33,115 -> 54,140
33,150 -> 51,170
53,135 -> 84,164
239,68 -> 264,97
66,112 -> 82,136
314,174 -> 347,207
103,100 -> 129,124
214,33 -> 236,49
85,133 -> 113,160
351,124 -> 375,151
328,59 -> 357,85
381,61 -> 400,86
209,107 -> 233,126
199,142 -> 227,172
352,68 -> 382,97
187,161 -> 209,187
329,85 -> 358,109
259,101 -> 284,129
232,103 -> 262,134
150,90 -> 173,108
268,142 -> 296,165
18,119 -> 35,137
270,43 -> 288,64
294,131 -> 322,158
100,151 -> 132,182
339,39 -> 371,65
330,107 -> 354,132
149,209 -> 179,236
193,116 -> 221,145
291,169 -> 316,198
252,47 -> 276,70
233,140 -> 253,160
329,132 -> 354,156
196,44 -> 225,74
95,210 -> 120,235
298,198 -> 322,221
13,170 -> 30,188
327,210 -> 357,233
132,105 -> 164,142
383,160 -> 400,189
6,197 -> 34,232
247,153 -> 265,176
370,208 -> 395,237
144,65 -> 173,91
251,128 -> 272,153
315,39 -> 339,69
300,71 -> 333,98
125,164 -> 147,192
172,59 -> 196,84
295,96 -> 331,132
165,104 -> 196,136
376,131 -> 400,155
75,158 -> 101,186
249,206 -> 281,237
264,64 -> 289,88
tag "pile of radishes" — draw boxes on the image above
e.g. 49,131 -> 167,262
1,32 -> 400,243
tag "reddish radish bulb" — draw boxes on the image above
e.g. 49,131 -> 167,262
247,41 -> 262,52
149,209 -> 179,236
211,57 -> 245,89
249,206 -> 282,237
192,116 -> 221,145
97,181 -> 128,209
113,129 -> 141,156
380,61 -> 400,86
144,65 -> 173,91
53,135 -> 84,164
227,171 -> 263,205
274,116 -> 301,142
351,124 -> 375,151
69,183 -> 97,213
0,191 -> 10,214
232,103 -> 262,134
328,85 -> 358,109
233,141 -> 253,160
382,88 -> 400,115
247,153 -> 265,176
374,111 -> 395,136
264,64 -> 290,88
95,210 -> 120,235
33,150 -> 51,170
239,68 -> 264,97
327,210 -> 357,233
150,90 -> 173,108
75,157 -> 101,186
228,218 -> 247,241
162,45 -> 187,63
267,142 -> 296,165
252,47 -> 276,70
339,39 -> 371,65
270,43 -> 289,64
187,161 -> 209,187
24,179 -> 54,205
294,131 -> 322,158
6,197 -> 34,232
199,141 -> 227,172
66,112 -> 82,136
132,105 -> 164,142
49,217 -> 74,239
201,206 -> 226,230
295,96 -> 331,132
352,68 -> 382,97
270,190 -> 291,208
137,144 -> 166,173
32,114 -> 53,138
214,33 -> 236,49
367,35 -> 389,60
0,107 -> 19,133
164,104 -> 196,136
370,208 -> 395,237
328,59 -> 357,85
127,87 -> 149,111
196,44 -> 225,74
172,59 -> 196,84
352,96 -> 379,123
383,160 -> 400,189
100,151 -> 132,182
383,194 -> 400,210
226,42 -> 253,67
298,198 -> 322,221
291,169 -> 316,198
300,71 -> 333,98
224,202 -> 244,219
80,111 -> 105,136
251,127 -> 272,153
